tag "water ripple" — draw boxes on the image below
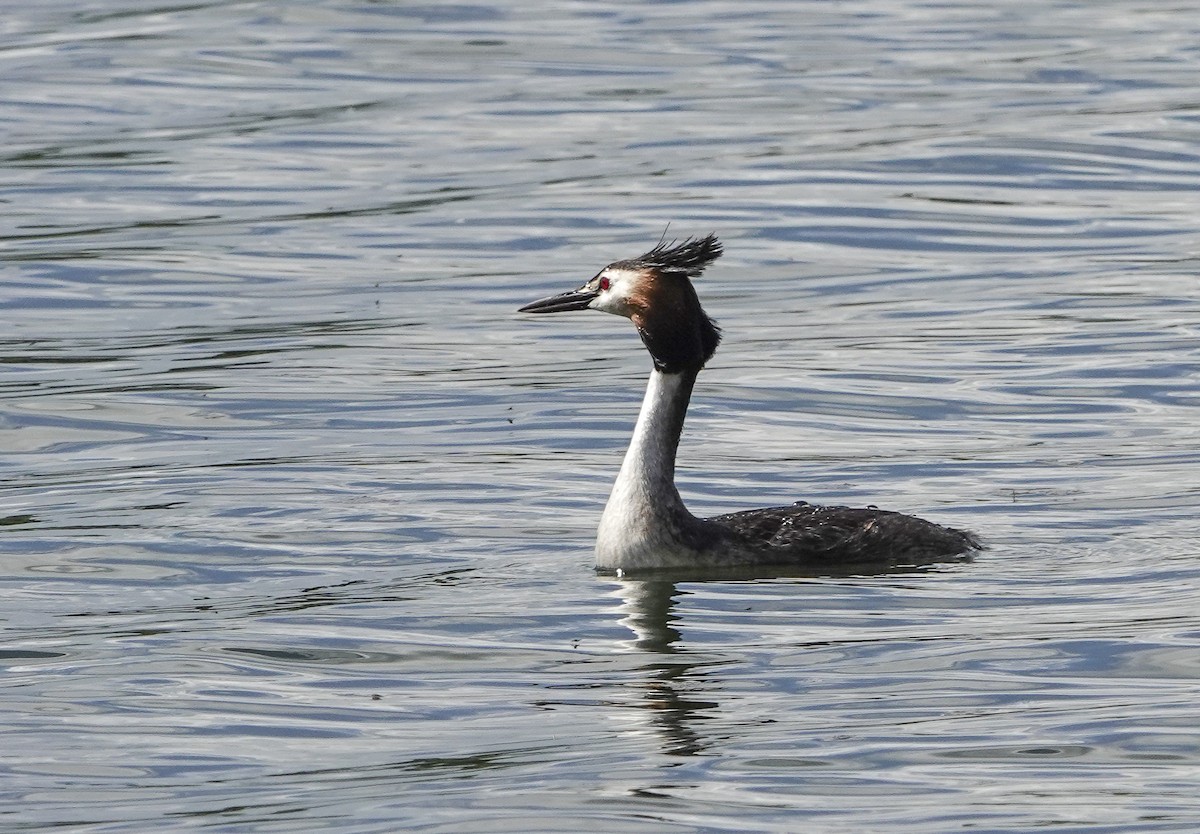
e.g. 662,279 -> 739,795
4,1 -> 1200,832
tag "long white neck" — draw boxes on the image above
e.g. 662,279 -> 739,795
595,368 -> 701,570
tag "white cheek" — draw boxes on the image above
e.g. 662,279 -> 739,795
590,290 -> 629,316
588,270 -> 640,316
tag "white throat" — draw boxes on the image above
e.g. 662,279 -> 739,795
595,369 -> 699,570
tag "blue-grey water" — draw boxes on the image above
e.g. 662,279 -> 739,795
4,2 -> 1200,831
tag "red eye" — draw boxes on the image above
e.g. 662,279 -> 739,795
599,276 -> 610,291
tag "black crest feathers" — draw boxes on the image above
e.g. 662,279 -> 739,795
622,233 -> 724,278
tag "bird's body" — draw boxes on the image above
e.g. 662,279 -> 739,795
520,234 -> 979,572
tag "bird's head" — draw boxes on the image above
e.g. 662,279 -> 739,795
519,233 -> 724,373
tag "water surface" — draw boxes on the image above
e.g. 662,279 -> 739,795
3,2 -> 1200,831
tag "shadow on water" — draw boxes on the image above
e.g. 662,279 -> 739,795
606,556 -> 969,757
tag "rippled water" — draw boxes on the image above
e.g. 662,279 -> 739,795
4,2 -> 1200,831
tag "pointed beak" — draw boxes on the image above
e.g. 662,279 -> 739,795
517,286 -> 598,314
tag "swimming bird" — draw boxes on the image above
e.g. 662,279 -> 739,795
519,234 -> 979,572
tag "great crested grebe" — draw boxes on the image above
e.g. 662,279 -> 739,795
519,234 -> 979,572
